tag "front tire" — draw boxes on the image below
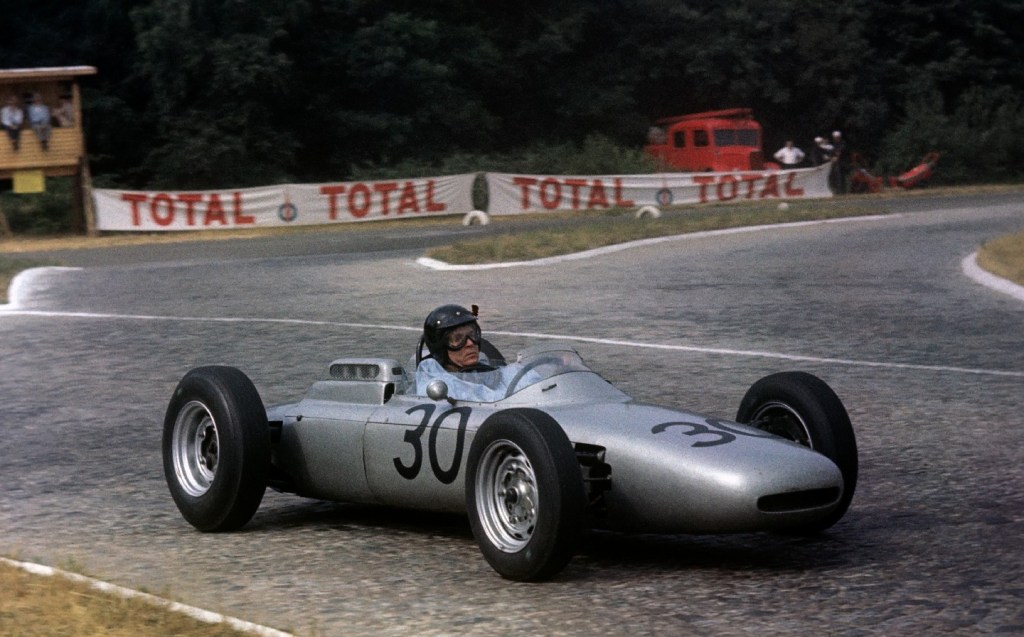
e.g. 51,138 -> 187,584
736,371 -> 858,532
163,366 -> 270,532
466,409 -> 585,581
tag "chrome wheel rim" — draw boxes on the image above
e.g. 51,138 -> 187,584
751,401 -> 812,448
475,439 -> 538,553
171,401 -> 219,496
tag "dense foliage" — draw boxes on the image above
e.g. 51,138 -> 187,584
2,0 -> 1022,189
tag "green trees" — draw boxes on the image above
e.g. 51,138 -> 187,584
130,0 -> 297,187
2,0 -> 1020,188
866,0 -> 1024,179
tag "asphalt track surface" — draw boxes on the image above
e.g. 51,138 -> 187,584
2,193 -> 1022,636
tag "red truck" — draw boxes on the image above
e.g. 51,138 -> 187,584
645,108 -> 777,172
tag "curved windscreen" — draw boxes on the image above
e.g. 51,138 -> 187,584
409,343 -> 593,402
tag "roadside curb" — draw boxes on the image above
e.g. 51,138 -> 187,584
416,214 -> 898,271
962,252 -> 1024,302
416,215 -> 1024,306
1,266 -> 82,310
1,557 -> 294,637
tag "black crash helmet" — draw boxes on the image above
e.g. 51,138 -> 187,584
422,304 -> 479,364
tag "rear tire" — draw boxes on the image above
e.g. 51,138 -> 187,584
163,366 -> 270,532
466,409 -> 585,581
736,371 -> 857,532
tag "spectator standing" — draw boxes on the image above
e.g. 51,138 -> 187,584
830,130 -> 849,194
812,136 -> 833,166
26,93 -> 52,151
1,96 -> 24,150
773,140 -> 806,170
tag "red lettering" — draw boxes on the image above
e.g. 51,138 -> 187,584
784,172 -> 804,197
587,180 -> 609,208
693,175 -> 716,203
539,178 -> 561,209
176,194 -> 202,226
424,179 -> 444,212
613,178 -> 635,207
348,183 -> 372,218
740,174 -> 761,199
374,182 -> 399,215
564,179 -> 588,209
320,185 -> 346,220
151,193 -> 175,227
397,182 -> 420,214
716,175 -> 739,201
120,191 -> 256,227
121,193 -> 148,226
204,194 -> 228,226
759,174 -> 780,199
232,192 -> 255,224
513,177 -> 537,209
321,180 -> 447,219
510,177 -> 637,211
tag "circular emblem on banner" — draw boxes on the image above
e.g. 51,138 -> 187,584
278,202 -> 298,223
656,188 -> 674,206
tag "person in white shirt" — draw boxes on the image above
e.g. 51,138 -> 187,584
1,96 -> 24,151
773,140 -> 806,170
812,136 -> 834,166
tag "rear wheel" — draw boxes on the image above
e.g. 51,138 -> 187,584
163,366 -> 270,532
466,409 -> 585,581
736,371 -> 857,531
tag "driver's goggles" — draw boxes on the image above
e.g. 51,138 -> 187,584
446,324 -> 482,351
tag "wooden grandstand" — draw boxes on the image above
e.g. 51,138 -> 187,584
0,66 -> 97,234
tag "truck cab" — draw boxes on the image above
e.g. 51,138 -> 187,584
645,108 -> 774,172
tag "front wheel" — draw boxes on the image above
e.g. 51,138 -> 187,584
466,409 -> 585,581
163,366 -> 270,532
736,371 -> 858,532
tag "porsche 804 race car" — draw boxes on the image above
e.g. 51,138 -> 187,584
163,342 -> 857,581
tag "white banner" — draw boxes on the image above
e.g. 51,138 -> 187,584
485,164 -> 832,215
93,173 -> 478,231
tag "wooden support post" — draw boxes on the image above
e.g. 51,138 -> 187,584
0,202 -> 11,238
79,156 -> 97,236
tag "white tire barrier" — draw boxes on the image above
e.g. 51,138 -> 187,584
463,210 -> 490,226
635,205 -> 661,219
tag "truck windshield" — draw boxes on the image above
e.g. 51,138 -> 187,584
714,129 -> 759,147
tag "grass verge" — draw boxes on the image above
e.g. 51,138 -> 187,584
0,560 -> 271,637
426,197 -> 1024,288
977,229 -> 1024,285
426,199 -> 881,264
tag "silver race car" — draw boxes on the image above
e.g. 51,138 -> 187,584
163,342 -> 857,581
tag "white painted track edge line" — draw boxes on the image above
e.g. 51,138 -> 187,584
0,556 -> 294,637
3,309 -> 1022,378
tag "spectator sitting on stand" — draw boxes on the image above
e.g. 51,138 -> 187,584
27,93 -> 52,151
53,95 -> 74,127
1,96 -> 24,151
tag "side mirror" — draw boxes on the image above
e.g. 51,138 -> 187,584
426,379 -> 449,401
